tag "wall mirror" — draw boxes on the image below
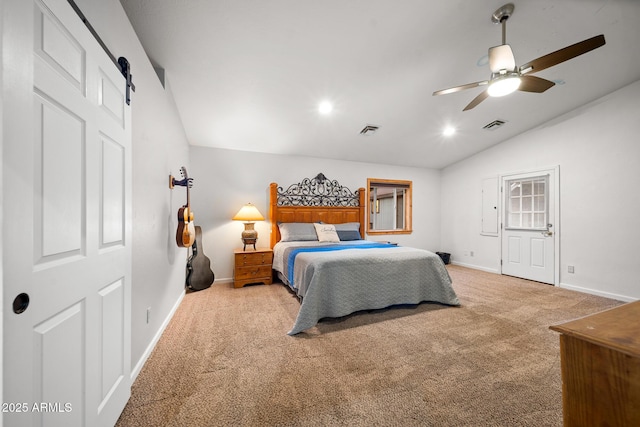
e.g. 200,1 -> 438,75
366,178 -> 412,235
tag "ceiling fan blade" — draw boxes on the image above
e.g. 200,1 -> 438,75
463,90 -> 490,111
489,44 -> 516,73
518,75 -> 555,93
433,80 -> 488,96
519,34 -> 606,75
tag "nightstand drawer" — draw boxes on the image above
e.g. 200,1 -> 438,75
236,251 -> 273,266
234,265 -> 272,281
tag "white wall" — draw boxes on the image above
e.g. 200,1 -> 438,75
441,79 -> 640,302
0,1 -> 4,415
75,0 -> 191,375
189,147 -> 442,282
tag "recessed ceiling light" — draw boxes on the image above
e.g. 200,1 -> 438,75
318,101 -> 333,114
443,126 -> 456,136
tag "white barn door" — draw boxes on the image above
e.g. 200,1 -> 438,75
3,0 -> 132,425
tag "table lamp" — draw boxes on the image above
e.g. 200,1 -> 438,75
232,203 -> 265,250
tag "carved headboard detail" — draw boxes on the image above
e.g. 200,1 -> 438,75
275,173 -> 360,207
269,173 -> 365,248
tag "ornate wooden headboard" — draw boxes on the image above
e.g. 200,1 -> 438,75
269,173 -> 365,248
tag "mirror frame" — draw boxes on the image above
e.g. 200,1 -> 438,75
366,178 -> 413,235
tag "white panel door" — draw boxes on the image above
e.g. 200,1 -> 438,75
3,0 -> 132,425
501,168 -> 558,285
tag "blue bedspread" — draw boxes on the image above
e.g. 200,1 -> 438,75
285,242 -> 396,284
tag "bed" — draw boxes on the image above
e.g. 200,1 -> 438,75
270,173 -> 460,335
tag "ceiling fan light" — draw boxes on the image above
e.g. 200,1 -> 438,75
488,76 -> 521,97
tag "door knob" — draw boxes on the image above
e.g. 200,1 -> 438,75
542,231 -> 553,237
13,293 -> 29,314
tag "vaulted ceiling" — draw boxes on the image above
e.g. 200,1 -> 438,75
119,0 -> 640,169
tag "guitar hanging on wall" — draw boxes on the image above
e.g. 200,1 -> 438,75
186,226 -> 215,291
171,166 -> 196,248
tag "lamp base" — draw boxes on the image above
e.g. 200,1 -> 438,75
241,238 -> 257,251
241,222 -> 258,251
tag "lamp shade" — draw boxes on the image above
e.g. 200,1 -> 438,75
232,203 -> 264,222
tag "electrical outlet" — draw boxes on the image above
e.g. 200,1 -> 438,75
470,251 -> 474,257
146,307 -> 151,324
568,265 -> 575,274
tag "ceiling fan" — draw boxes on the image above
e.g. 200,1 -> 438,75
432,3 -> 606,111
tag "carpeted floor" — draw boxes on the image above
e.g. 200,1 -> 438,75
116,265 -> 623,426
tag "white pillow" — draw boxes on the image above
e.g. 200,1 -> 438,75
313,223 -> 340,242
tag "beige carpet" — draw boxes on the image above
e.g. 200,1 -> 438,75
116,265 -> 622,427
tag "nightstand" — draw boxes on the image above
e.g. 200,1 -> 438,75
233,248 -> 273,288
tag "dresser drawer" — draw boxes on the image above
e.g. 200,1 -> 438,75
234,265 -> 272,281
236,251 -> 273,266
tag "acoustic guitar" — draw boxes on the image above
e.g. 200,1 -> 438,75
175,166 -> 196,248
186,226 -> 215,291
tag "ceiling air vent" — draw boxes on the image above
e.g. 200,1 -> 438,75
359,124 -> 380,135
483,119 -> 507,131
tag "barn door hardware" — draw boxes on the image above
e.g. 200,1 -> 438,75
67,0 -> 135,104
118,57 -> 135,105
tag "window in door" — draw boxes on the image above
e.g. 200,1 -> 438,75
505,176 -> 548,230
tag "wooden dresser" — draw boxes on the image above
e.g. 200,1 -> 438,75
550,300 -> 640,426
233,248 -> 273,288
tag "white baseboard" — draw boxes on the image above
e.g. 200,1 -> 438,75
558,282 -> 636,303
450,261 -> 499,274
452,262 -> 636,303
130,289 -> 185,382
